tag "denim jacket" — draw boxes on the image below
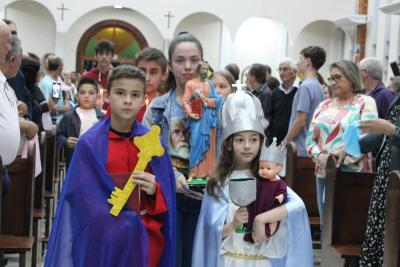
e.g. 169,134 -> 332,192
142,90 -> 185,179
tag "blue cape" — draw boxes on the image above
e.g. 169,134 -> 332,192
192,186 -> 313,267
44,118 -> 176,267
188,80 -> 222,171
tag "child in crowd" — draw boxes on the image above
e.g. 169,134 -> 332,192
212,69 -> 235,97
45,65 -> 176,267
143,32 -> 216,267
192,89 -> 313,267
135,47 -> 168,121
56,77 -> 104,169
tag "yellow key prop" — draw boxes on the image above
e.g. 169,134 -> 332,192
107,125 -> 164,217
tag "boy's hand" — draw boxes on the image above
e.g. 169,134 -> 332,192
252,215 -> 268,243
66,137 -> 79,148
232,207 -> 248,229
132,171 -> 157,195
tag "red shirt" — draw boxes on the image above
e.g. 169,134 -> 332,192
107,129 -> 168,267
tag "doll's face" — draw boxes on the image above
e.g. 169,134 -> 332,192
258,160 -> 282,180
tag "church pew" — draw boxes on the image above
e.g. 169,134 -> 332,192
383,171 -> 400,267
31,132 -> 47,267
285,142 -> 320,235
0,142 -> 36,267
322,155 -> 375,267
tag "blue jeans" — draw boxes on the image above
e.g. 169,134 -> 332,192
316,176 -> 325,230
175,193 -> 201,267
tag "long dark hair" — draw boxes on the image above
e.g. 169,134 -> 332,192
165,32 -> 203,91
207,133 -> 263,198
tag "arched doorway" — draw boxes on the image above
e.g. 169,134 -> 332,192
76,19 -> 148,72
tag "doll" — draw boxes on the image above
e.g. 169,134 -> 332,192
244,137 -> 288,243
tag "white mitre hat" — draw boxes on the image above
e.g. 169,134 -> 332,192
220,82 -> 265,142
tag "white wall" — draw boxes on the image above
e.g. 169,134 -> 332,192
62,7 -> 164,71
174,13 -> 222,69
5,1 -> 56,58
231,17 -> 288,77
289,21 -> 340,79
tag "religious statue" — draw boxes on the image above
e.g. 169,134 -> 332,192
182,61 -> 222,185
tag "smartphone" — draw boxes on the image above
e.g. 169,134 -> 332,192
390,61 -> 400,76
52,83 -> 61,99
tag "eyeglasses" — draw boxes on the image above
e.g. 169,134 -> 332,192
327,74 -> 343,83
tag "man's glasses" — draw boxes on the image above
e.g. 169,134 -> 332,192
327,74 -> 343,83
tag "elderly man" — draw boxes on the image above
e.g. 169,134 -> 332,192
2,19 -> 33,119
359,57 -> 396,118
265,58 -> 299,145
0,34 -> 38,198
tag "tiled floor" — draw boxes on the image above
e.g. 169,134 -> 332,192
3,249 -> 322,267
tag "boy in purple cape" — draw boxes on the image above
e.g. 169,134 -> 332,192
245,137 -> 287,242
44,65 -> 176,267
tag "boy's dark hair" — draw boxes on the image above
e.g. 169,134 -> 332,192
47,56 -> 63,72
300,46 -> 326,71
249,63 -> 267,84
95,39 -> 115,55
78,77 -> 99,93
107,64 -> 146,93
267,76 -> 280,91
264,64 -> 272,76
225,63 -> 240,81
135,47 -> 168,73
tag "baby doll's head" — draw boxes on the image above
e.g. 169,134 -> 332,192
259,160 -> 282,180
259,137 -> 286,180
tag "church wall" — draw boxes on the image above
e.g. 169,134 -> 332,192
288,21 -> 341,79
174,13 -> 223,70
5,1 -> 56,58
230,17 -> 288,77
62,7 -> 164,72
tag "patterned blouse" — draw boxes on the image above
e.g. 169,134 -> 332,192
306,94 -> 378,177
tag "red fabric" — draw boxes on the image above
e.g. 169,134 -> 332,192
136,104 -> 147,123
107,130 -> 168,267
82,67 -> 109,89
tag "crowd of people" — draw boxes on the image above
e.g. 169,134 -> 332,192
0,17 -> 399,267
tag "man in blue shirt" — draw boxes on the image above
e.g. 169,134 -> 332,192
282,46 -> 326,157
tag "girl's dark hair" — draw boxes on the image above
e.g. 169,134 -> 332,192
21,58 -> 41,90
165,32 -> 203,91
207,133 -> 263,198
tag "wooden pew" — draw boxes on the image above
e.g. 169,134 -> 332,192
31,132 -> 47,267
0,142 -> 36,267
383,171 -> 400,267
285,142 -> 320,234
42,130 -> 60,253
322,156 -> 375,267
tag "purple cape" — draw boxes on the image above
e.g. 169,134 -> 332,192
44,118 -> 176,267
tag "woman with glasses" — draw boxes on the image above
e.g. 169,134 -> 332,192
305,60 -> 378,230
